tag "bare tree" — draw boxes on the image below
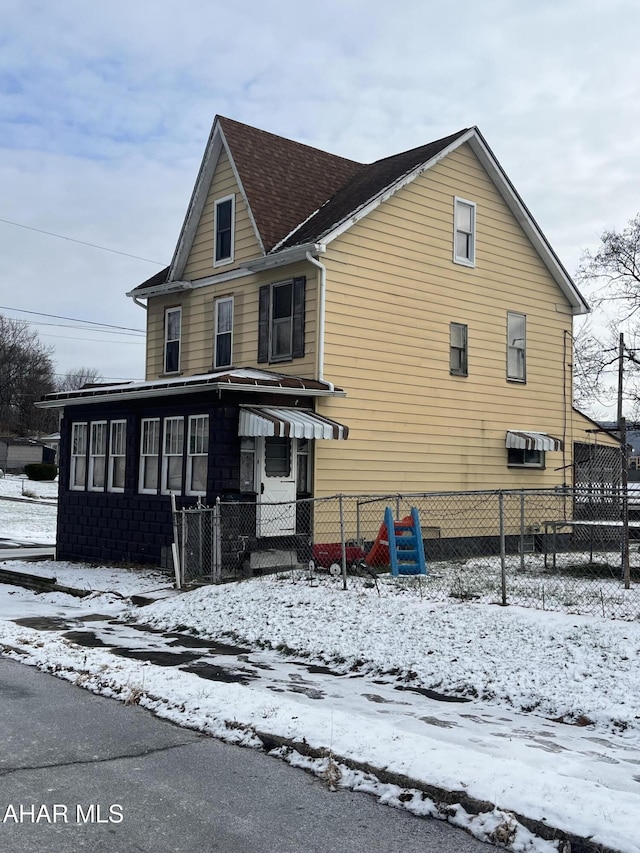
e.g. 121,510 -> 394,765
575,214 -> 640,417
56,366 -> 103,392
0,315 -> 57,434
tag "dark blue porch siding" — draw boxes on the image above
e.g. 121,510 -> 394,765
56,398 -> 241,565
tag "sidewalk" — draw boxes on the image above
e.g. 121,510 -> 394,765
0,562 -> 638,853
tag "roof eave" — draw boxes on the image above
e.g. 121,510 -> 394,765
244,243 -> 325,272
36,379 -> 345,409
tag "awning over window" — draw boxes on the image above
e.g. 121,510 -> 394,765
239,407 -> 349,440
506,430 -> 563,452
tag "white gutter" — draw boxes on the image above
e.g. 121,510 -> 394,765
125,280 -> 193,300
133,297 -> 147,311
305,249 -> 332,391
244,243 -> 323,273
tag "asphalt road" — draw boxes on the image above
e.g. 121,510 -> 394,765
0,657 -> 493,853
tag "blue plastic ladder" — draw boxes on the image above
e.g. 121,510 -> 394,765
384,506 -> 427,576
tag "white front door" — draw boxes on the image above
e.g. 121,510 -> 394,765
257,437 -> 296,537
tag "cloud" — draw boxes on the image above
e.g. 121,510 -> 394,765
1,0 -> 640,388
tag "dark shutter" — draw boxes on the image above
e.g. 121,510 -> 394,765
257,285 -> 270,363
292,277 -> 306,359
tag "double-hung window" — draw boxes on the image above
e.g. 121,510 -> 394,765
187,415 -> 208,496
89,422 -> 107,490
507,312 -> 526,381
450,322 -> 468,376
508,447 -> 544,468
108,420 -> 126,492
162,417 -> 184,494
164,307 -> 181,374
214,296 -> 233,369
139,418 -> 160,493
258,277 -> 306,363
453,198 -> 476,266
214,195 -> 234,265
70,422 -> 88,490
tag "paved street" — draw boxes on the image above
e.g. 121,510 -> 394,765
0,658 -> 492,853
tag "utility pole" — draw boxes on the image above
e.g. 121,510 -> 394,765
618,333 -> 630,589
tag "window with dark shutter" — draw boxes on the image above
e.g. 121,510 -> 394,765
257,277 -> 306,363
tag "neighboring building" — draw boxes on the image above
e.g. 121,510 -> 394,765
38,116 -> 619,565
0,437 -> 56,474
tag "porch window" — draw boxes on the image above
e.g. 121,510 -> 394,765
89,421 -> 107,490
70,422 -> 87,490
108,420 -> 126,492
139,418 -> 160,493
214,195 -> 234,265
265,436 -> 291,477
240,437 -> 256,493
214,296 -> 233,369
296,438 -> 312,494
162,416 -> 184,494
164,307 -> 181,374
507,311 -> 526,381
257,277 -> 306,363
187,415 -> 208,496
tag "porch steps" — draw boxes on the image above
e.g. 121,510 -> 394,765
384,506 -> 427,576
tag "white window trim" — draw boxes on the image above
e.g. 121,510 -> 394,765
453,197 -> 476,267
214,295 -> 234,369
164,306 -> 182,374
213,194 -> 235,267
161,416 -> 184,495
139,418 -> 160,495
507,311 -> 527,382
269,279 -> 294,362
70,422 -> 88,491
186,414 -> 209,497
108,420 -> 127,493
88,421 -> 107,492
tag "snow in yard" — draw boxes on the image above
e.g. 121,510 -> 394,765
1,494 -> 639,851
0,474 -> 58,543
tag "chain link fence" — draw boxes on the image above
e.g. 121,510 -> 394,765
173,488 -> 640,620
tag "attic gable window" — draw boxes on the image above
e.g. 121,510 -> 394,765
507,311 -> 526,382
164,307 -> 181,374
258,278 -> 306,363
453,197 -> 476,266
214,195 -> 235,266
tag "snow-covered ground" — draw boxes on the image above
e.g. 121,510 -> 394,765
0,491 -> 638,852
0,473 -> 58,543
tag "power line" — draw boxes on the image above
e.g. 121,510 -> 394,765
0,218 -> 167,265
0,305 -> 145,334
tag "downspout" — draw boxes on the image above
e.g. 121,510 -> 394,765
305,249 -> 334,392
132,297 -> 148,311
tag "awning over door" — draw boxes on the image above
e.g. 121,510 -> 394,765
505,430 -> 563,451
239,407 -> 349,440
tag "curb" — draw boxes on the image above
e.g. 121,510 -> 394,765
255,730 -> 619,853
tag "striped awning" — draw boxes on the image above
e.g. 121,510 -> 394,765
506,430 -> 563,452
239,407 -> 349,440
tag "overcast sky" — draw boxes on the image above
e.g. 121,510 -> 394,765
2,0 -> 639,403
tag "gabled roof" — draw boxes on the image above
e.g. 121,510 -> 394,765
218,116 -> 363,254
129,117 -> 588,314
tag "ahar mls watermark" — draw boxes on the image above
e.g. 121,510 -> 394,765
2,804 -> 124,825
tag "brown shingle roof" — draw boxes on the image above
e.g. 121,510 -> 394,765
276,128 -> 470,250
130,121 -> 469,294
218,116 -> 364,252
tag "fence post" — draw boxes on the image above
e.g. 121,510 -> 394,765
499,491 -> 507,606
213,497 -> 221,583
170,492 -> 181,589
519,490 -> 525,574
339,494 -> 347,590
181,508 -> 188,587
